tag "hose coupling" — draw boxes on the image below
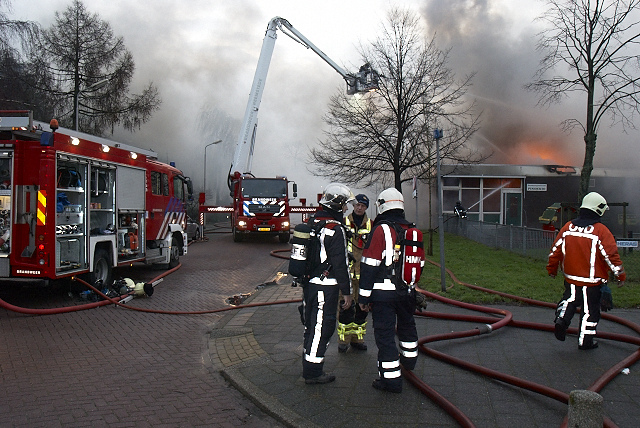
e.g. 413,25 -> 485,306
477,324 -> 493,334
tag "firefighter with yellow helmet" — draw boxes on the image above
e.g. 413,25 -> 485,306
547,191 -> 626,350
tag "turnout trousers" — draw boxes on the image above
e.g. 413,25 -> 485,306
371,295 -> 418,390
555,280 -> 602,346
338,278 -> 368,345
302,283 -> 340,379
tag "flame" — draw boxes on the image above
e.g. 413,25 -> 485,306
513,140 -> 573,165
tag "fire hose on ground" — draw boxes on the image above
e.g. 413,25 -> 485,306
1,255 -> 639,427
0,263 -> 299,317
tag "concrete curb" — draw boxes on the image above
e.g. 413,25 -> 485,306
221,364 -> 320,428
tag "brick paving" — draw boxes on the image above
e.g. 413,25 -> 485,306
2,230 -> 640,427
210,273 -> 640,428
0,232 -> 288,427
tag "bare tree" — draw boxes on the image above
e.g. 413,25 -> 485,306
30,0 -> 160,134
0,0 -> 38,54
0,0 -> 56,117
527,0 -> 640,200
310,8 -> 482,191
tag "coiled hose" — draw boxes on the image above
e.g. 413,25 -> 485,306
2,254 -> 638,427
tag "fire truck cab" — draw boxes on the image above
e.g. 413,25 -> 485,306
229,172 -> 296,243
0,110 -> 191,286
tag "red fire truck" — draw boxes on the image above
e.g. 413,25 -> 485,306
227,171 -> 296,243
0,110 -> 192,286
220,17 -> 378,243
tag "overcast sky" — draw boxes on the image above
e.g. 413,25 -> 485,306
9,0 -> 640,205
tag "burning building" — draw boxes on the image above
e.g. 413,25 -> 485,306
432,164 -> 639,237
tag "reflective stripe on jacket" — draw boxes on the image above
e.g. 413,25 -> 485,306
345,215 -> 372,253
307,214 -> 352,295
547,221 -> 625,287
359,222 -> 407,302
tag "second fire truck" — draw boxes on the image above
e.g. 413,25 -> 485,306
224,17 -> 379,243
0,110 -> 192,286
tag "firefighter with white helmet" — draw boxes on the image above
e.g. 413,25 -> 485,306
547,191 -> 626,350
301,183 -> 354,384
358,187 -> 422,393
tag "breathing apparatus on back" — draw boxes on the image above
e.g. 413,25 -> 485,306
288,183 -> 354,284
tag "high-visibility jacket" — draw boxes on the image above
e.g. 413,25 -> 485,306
345,214 -> 372,279
345,214 -> 372,253
547,220 -> 626,287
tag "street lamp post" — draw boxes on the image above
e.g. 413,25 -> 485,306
75,79 -> 109,131
203,140 -> 222,202
434,128 -> 447,292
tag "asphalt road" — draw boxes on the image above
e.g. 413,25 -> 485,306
0,230 -> 290,427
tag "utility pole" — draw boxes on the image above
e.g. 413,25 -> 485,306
434,128 -> 446,292
203,140 -> 222,202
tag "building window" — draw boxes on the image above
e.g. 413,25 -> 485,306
442,175 -> 523,224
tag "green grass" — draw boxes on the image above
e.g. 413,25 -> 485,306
419,233 -> 640,309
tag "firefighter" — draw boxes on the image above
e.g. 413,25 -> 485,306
454,200 -> 467,218
358,188 -> 419,393
301,183 -> 354,384
547,192 -> 626,350
338,193 -> 372,353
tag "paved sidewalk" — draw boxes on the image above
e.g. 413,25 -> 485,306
0,234 -> 288,428
208,264 -> 640,427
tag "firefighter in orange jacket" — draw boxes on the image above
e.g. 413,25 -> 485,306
359,188 -> 420,393
338,194 -> 372,353
547,192 -> 626,350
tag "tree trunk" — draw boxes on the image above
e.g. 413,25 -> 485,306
427,176 -> 433,256
579,131 -> 597,202
394,171 -> 402,192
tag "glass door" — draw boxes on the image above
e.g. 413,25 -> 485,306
503,192 -> 522,226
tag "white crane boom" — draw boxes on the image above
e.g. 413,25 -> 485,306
229,17 -> 379,183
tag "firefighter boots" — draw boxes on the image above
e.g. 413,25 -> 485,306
554,320 -> 568,341
372,378 -> 402,393
305,373 -> 336,384
578,338 -> 599,350
350,342 -> 367,351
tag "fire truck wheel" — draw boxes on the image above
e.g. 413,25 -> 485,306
90,248 -> 113,287
278,232 -> 290,243
168,236 -> 180,268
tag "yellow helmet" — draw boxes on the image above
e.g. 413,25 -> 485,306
581,192 -> 609,216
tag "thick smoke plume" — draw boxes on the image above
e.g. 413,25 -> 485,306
419,0 -> 632,168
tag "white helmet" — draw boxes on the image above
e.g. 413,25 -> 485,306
376,187 -> 404,214
581,192 -> 609,216
319,183 -> 355,212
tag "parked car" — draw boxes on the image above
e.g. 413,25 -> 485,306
185,217 -> 201,241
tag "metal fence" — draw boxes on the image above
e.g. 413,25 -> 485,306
443,216 -> 556,261
443,216 -> 639,286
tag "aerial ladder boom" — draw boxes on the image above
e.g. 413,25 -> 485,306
229,16 -> 379,186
